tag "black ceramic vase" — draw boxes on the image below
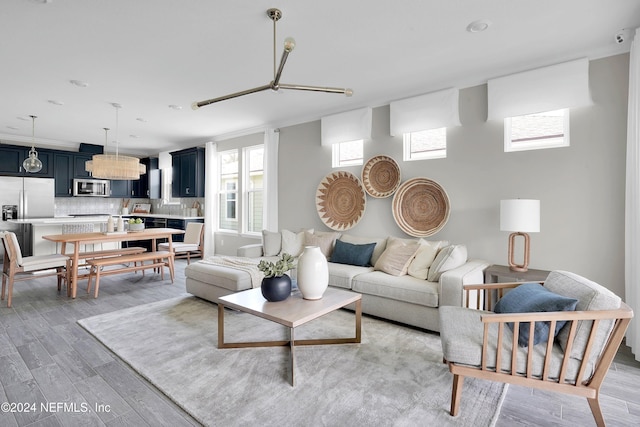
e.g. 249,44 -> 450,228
261,274 -> 292,302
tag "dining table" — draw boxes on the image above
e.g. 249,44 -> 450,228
42,227 -> 185,299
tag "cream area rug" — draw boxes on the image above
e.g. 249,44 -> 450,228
78,296 -> 506,427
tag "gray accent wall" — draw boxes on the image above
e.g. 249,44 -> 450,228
216,53 -> 629,298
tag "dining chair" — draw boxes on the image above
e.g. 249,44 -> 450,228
158,222 -> 204,264
1,231 -> 70,308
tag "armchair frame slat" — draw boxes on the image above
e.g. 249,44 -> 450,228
446,279 -> 633,427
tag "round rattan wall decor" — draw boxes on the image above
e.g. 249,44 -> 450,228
316,171 -> 366,231
361,155 -> 401,198
392,177 -> 450,237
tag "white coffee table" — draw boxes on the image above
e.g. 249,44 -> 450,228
217,287 -> 362,386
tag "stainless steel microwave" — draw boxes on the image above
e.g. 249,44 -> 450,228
73,179 -> 110,197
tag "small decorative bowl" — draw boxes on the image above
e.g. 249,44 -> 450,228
128,223 -> 145,232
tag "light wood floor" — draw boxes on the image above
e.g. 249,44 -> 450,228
1,260 -> 639,426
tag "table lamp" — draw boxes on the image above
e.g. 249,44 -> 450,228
500,199 -> 540,272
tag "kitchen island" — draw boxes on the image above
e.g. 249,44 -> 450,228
9,214 -> 203,256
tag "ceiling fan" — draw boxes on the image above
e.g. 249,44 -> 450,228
191,8 -> 353,110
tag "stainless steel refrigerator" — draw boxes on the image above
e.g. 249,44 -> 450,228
1,177 -> 55,259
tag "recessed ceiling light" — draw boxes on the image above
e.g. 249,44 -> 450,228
69,79 -> 89,88
136,117 -> 147,123
48,99 -> 64,106
466,19 -> 491,33
168,104 -> 183,110
129,134 -> 140,139
111,102 -> 122,109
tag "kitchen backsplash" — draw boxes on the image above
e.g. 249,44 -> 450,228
54,197 -> 205,217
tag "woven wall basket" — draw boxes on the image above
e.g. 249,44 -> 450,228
316,171 -> 366,231
392,177 -> 450,237
361,155 -> 401,198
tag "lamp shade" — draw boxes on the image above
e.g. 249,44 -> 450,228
500,199 -> 540,232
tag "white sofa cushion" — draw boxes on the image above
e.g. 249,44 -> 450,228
352,271 -> 439,308
280,229 -> 312,257
327,262 -> 374,289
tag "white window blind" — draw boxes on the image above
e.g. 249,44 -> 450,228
487,57 -> 592,120
389,88 -> 460,136
321,107 -> 372,147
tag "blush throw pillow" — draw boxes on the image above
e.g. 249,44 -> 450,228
493,282 -> 579,347
330,239 -> 377,267
374,237 -> 420,277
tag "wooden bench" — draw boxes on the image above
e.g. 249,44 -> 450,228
72,247 -> 147,260
86,251 -> 175,298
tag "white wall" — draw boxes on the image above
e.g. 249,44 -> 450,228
217,54 -> 629,298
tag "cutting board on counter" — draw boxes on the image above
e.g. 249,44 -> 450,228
132,203 -> 151,214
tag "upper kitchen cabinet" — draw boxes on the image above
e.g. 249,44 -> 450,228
54,152 -> 95,197
131,157 -> 161,199
171,147 -> 205,198
0,144 -> 54,178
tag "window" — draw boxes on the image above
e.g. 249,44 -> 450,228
218,150 -> 238,231
217,145 -> 264,234
332,139 -> 363,167
403,128 -> 446,161
244,145 -> 264,234
505,109 -> 569,152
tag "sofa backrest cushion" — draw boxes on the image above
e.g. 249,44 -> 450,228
494,282 -> 578,347
544,270 -> 621,362
279,229 -> 313,257
304,231 -> 341,259
427,244 -> 468,282
339,234 -> 387,265
330,239 -> 377,267
374,237 -> 420,276
262,230 -> 282,256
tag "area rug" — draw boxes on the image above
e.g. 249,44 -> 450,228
78,296 -> 507,426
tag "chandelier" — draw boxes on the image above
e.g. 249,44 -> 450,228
85,103 -> 146,180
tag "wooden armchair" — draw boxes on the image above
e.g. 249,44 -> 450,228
439,270 -> 633,427
1,231 -> 70,307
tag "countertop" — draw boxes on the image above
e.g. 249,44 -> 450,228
8,214 -> 204,225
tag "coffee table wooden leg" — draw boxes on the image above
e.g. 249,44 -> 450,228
218,303 -> 225,348
290,327 -> 296,387
355,299 -> 362,343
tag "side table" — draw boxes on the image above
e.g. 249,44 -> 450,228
484,264 -> 550,283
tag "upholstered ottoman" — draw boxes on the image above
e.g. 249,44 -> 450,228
185,262 -> 254,303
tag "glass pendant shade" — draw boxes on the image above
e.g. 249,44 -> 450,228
23,115 -> 43,173
85,107 -> 146,180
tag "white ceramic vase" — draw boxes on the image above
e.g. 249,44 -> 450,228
296,246 -> 329,300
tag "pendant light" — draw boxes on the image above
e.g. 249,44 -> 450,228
85,103 -> 146,180
23,115 -> 43,173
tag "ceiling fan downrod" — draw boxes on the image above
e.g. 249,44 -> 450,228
192,8 -> 352,110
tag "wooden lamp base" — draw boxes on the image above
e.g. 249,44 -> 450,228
508,232 -> 530,272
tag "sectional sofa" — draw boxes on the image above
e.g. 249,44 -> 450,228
185,229 -> 489,332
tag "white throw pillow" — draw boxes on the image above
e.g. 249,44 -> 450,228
407,239 -> 447,280
374,237 -> 420,277
427,244 -> 468,282
280,229 -> 312,257
262,230 -> 282,256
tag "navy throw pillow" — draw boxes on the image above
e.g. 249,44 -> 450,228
330,239 -> 376,267
494,282 -> 578,347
